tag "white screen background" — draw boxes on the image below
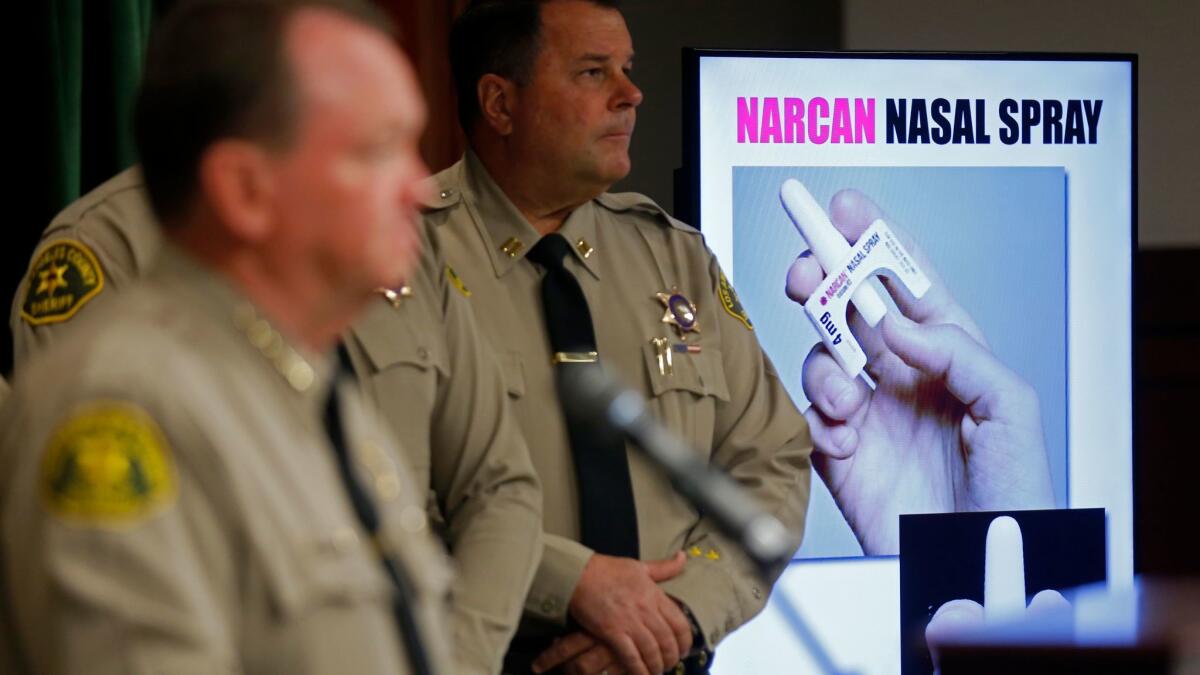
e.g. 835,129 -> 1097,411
695,55 -> 1133,675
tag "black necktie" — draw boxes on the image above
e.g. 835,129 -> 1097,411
324,347 -> 435,675
527,233 -> 640,559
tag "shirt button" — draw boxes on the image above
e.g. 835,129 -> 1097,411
541,598 -> 558,614
752,586 -> 762,600
400,505 -> 426,533
328,526 -> 359,553
362,442 -> 391,470
286,361 -> 315,392
439,188 -> 455,199
375,473 -> 401,501
417,347 -> 429,361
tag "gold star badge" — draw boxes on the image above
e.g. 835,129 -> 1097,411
656,287 -> 699,340
36,263 -> 69,296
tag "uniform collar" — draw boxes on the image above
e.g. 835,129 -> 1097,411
462,150 -> 602,280
149,242 -> 337,412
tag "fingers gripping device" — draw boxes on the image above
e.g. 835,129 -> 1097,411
780,179 -> 932,378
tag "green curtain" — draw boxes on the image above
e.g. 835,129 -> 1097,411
47,0 -> 156,211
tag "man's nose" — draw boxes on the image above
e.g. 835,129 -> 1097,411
612,71 -> 643,110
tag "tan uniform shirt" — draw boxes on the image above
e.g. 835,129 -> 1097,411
9,170 -> 544,675
344,229 -> 543,675
0,246 -> 454,674
428,152 -> 814,648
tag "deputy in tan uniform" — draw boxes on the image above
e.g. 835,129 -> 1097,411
10,174 -> 545,675
11,17 -> 543,675
344,227 -> 544,674
2,1 -> 456,672
435,2 -> 814,674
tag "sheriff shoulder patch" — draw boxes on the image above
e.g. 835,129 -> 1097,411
717,271 -> 753,331
445,264 -> 471,297
40,400 -> 178,525
20,240 -> 105,326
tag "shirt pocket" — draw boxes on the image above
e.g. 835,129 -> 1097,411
247,521 -> 408,674
641,341 -> 730,402
354,321 -> 449,380
262,524 -> 394,620
640,341 -> 730,456
351,325 -> 447,488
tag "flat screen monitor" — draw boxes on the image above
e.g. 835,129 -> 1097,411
681,50 -> 1135,674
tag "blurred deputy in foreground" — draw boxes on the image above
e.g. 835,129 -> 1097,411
0,1 -> 456,672
9,3 -> 543,672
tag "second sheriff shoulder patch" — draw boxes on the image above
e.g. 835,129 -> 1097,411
40,400 -> 178,525
717,271 -> 753,331
20,240 -> 105,326
445,264 -> 471,297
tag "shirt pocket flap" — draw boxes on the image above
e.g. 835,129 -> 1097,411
641,341 -> 731,402
352,306 -> 448,377
264,526 -> 394,619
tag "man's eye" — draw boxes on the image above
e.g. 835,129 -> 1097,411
582,68 -> 604,78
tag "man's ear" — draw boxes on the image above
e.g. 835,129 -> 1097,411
477,73 -> 518,137
197,140 -> 277,242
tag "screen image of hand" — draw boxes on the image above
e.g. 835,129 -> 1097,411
784,188 -> 1055,555
533,552 -> 693,675
924,516 -> 1070,673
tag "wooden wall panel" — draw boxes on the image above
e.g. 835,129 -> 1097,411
376,0 -> 470,173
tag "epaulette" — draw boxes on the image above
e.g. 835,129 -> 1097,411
594,191 -> 699,235
419,166 -> 465,213
45,166 -> 147,236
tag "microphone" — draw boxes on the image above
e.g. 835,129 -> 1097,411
558,364 -> 794,577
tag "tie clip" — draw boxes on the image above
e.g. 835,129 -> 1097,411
552,351 -> 598,364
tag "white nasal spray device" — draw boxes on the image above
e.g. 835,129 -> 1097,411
781,179 -> 889,327
780,179 -> 931,377
984,516 -> 1027,623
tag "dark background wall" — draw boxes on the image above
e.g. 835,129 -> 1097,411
6,1 -> 160,382
612,1 -> 843,211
